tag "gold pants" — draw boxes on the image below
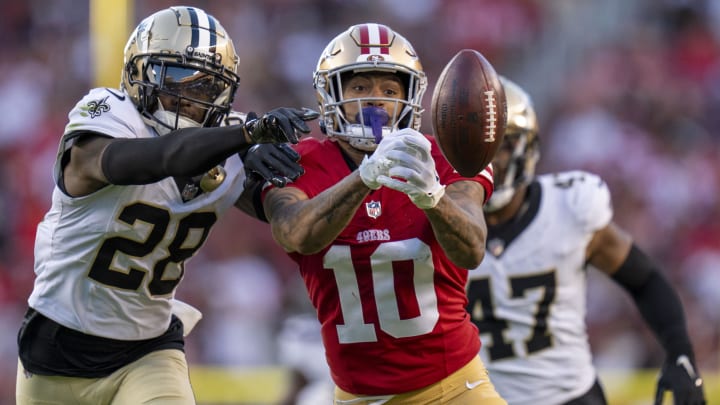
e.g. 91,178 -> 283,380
334,355 -> 507,405
16,349 -> 195,405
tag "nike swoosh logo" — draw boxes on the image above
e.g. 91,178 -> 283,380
676,355 -> 698,379
105,88 -> 126,101
335,397 -> 391,405
466,379 -> 486,390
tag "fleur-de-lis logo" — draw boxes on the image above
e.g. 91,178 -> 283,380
86,96 -> 111,118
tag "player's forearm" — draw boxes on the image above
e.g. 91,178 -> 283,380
425,181 -> 487,269
612,245 -> 695,358
101,125 -> 249,185
269,173 -> 371,254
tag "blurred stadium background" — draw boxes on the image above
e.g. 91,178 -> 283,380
0,0 -> 719,403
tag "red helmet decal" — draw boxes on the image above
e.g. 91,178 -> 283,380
358,24 -> 390,55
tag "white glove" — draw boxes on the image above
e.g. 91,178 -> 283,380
377,129 -> 446,209
358,131 -> 410,189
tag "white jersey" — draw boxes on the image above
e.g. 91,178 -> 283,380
467,171 -> 612,405
29,87 -> 246,340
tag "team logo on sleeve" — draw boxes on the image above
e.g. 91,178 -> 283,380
81,96 -> 111,118
365,200 -> 382,219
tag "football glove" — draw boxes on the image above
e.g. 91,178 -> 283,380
244,107 -> 319,144
358,130 -> 410,190
241,143 -> 303,188
654,354 -> 706,405
377,129 -> 446,209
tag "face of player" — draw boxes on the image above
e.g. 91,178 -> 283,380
156,71 -> 227,124
157,94 -> 207,123
341,72 -> 407,124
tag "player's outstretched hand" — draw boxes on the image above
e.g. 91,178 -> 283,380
376,128 -> 445,209
241,143 -> 303,188
654,355 -> 706,405
244,108 -> 319,144
358,130 -> 409,190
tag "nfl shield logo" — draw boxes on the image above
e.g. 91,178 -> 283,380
365,201 -> 381,219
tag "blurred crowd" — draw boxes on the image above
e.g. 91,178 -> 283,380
0,0 -> 719,402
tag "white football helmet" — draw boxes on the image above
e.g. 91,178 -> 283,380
313,23 -> 427,151
484,77 -> 540,213
121,6 -> 240,135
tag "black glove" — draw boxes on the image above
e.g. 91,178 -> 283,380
241,143 -> 303,188
244,107 -> 319,144
654,355 -> 706,405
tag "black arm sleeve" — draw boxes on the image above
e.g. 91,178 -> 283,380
251,180 -> 268,223
611,244 -> 694,359
101,125 -> 250,185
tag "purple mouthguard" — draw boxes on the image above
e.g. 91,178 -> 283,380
357,106 -> 389,143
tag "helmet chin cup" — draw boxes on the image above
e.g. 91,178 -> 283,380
484,187 -> 515,213
151,108 -> 202,136
347,136 -> 378,152
336,124 -> 395,152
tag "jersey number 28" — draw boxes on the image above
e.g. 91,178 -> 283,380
88,202 -> 217,296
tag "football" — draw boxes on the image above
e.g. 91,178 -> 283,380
431,49 -> 507,177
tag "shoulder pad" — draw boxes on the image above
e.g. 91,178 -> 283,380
64,88 -> 144,140
547,170 -> 613,233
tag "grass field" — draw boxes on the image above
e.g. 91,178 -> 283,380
189,365 -> 719,404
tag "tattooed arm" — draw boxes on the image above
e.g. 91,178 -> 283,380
264,171 -> 371,254
424,180 -> 487,269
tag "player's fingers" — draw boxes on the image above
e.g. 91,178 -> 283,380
270,114 -> 298,144
387,165 -> 417,182
385,150 -> 422,171
282,110 -> 311,134
266,151 -> 304,181
301,108 -> 320,121
654,385 -> 665,405
377,175 -> 412,194
401,131 -> 430,148
276,143 -> 300,161
269,176 -> 289,188
250,165 -> 275,183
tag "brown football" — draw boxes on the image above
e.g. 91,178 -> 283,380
431,49 -> 507,177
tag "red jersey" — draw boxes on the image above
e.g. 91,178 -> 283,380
280,136 -> 493,395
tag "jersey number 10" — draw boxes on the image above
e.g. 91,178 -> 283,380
324,238 -> 441,344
